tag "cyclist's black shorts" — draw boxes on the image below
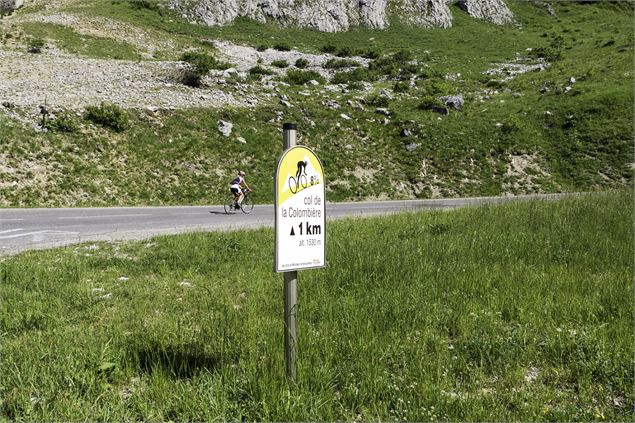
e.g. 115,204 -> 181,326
230,187 -> 241,195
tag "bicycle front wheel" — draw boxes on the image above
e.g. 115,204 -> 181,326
241,195 -> 254,214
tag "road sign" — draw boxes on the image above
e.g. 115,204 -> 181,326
274,145 -> 326,272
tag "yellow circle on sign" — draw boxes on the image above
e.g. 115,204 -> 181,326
276,146 -> 324,206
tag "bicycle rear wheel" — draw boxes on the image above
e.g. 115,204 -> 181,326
288,176 -> 298,194
241,195 -> 254,214
224,196 -> 236,214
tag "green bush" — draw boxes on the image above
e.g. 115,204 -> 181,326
323,58 -> 360,69
27,38 -> 45,54
368,56 -> 400,77
331,68 -> 378,85
362,49 -> 381,60
249,65 -> 273,76
256,44 -> 268,52
273,43 -> 290,51
320,44 -> 337,54
365,94 -> 390,108
392,50 -> 413,64
336,47 -> 354,57
285,70 -> 325,85
46,113 -> 79,133
419,80 -> 455,96
500,115 -> 524,134
180,51 -> 230,87
128,0 -> 160,11
418,96 -> 447,113
393,81 -> 410,93
84,103 -> 129,132
271,60 -> 289,68
295,58 -> 309,68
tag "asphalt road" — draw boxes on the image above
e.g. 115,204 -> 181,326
0,194 -> 568,256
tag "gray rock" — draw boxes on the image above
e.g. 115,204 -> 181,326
440,95 -> 464,110
405,142 -> 420,152
456,0 -> 514,25
218,120 -> 233,137
401,128 -> 413,137
168,0 -> 514,32
323,99 -> 341,110
0,0 -> 23,13
376,107 -> 391,115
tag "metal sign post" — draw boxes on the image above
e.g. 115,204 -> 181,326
282,123 -> 298,382
274,122 -> 326,382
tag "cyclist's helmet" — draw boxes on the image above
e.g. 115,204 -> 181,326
239,170 -> 246,176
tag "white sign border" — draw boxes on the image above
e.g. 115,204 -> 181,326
274,146 -> 326,273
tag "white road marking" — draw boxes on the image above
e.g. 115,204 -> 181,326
58,214 -> 153,220
0,230 -> 79,239
1,218 -> 25,221
0,229 -> 24,234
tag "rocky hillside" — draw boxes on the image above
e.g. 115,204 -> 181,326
0,1 -> 632,207
169,0 -> 515,32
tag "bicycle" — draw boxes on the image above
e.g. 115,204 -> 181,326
288,173 -> 308,194
224,188 -> 254,214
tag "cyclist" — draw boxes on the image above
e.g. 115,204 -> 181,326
229,170 -> 251,209
296,160 -> 307,182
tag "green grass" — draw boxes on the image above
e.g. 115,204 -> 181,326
19,22 -> 143,60
1,191 -> 633,421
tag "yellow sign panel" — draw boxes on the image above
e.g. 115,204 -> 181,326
274,146 -> 326,272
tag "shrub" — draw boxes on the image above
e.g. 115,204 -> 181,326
295,58 -> 309,68
320,44 -> 337,54
273,43 -> 290,51
323,58 -> 360,69
419,80 -> 455,96
46,113 -> 79,133
249,65 -> 273,76
393,81 -> 410,93
418,96 -> 447,113
331,68 -> 378,85
500,115 -> 524,134
271,60 -> 289,68
285,70 -> 325,85
256,44 -> 268,52
365,94 -> 390,108
368,56 -> 400,77
85,103 -> 129,132
128,0 -> 160,11
485,79 -> 505,89
392,50 -> 413,64
27,38 -> 45,54
336,47 -> 354,57
362,49 -> 381,60
180,51 -> 230,87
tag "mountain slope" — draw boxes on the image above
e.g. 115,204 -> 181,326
0,0 -> 632,207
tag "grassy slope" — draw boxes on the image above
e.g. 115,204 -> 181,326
1,191 -> 632,420
0,1 -> 632,206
